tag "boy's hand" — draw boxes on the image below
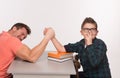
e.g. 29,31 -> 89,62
84,31 -> 93,45
43,27 -> 55,40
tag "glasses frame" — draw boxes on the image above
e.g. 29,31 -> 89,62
82,28 -> 97,32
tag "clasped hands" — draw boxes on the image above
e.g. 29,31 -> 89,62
43,27 -> 55,40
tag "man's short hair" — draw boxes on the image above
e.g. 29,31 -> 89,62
10,23 -> 31,35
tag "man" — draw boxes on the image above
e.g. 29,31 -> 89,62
45,17 -> 111,78
0,23 -> 54,78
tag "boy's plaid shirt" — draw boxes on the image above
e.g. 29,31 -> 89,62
64,38 -> 111,78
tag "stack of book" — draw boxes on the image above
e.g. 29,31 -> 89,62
48,51 -> 73,62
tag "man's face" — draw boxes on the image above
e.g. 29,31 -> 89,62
80,23 -> 98,39
12,27 -> 28,41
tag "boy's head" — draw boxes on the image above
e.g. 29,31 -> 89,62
80,17 -> 98,39
81,17 -> 97,29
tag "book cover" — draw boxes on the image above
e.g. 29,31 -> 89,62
48,57 -> 72,62
48,51 -> 73,59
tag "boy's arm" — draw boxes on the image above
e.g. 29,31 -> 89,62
44,27 -> 66,52
51,37 -> 66,52
85,41 -> 107,67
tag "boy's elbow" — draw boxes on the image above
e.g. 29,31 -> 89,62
57,47 -> 66,52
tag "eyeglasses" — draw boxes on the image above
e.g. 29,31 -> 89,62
82,28 -> 97,32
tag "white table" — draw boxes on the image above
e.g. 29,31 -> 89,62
7,51 -> 76,78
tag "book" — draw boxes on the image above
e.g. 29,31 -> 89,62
48,51 -> 73,59
48,51 -> 73,62
48,57 -> 72,62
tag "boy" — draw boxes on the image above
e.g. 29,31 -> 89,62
45,17 -> 111,78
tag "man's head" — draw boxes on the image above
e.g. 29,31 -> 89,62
80,17 -> 98,39
9,23 -> 31,41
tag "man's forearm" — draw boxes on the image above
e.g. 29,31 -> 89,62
29,36 -> 50,62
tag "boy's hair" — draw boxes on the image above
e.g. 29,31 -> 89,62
10,23 -> 31,35
81,17 -> 98,29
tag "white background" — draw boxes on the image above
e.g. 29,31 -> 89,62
0,0 -> 120,78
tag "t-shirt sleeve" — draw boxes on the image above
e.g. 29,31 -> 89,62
64,42 -> 80,52
9,37 -> 22,54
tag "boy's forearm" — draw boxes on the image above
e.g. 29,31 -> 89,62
51,37 -> 66,52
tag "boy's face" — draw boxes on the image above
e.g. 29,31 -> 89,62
80,23 -> 98,39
